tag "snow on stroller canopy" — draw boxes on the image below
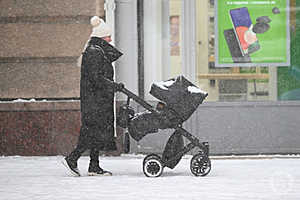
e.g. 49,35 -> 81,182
153,78 -> 207,96
187,86 -> 208,95
150,76 -> 208,121
154,80 -> 175,90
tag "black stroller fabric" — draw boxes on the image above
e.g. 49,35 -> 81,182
128,112 -> 160,141
162,130 -> 184,169
127,110 -> 182,142
117,105 -> 135,128
126,76 -> 207,142
150,76 -> 208,122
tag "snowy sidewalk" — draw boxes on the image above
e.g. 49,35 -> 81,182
0,155 -> 299,200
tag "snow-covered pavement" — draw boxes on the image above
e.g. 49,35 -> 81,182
0,155 -> 299,200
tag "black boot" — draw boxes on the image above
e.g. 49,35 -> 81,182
88,148 -> 112,176
88,163 -> 112,176
62,127 -> 90,176
62,157 -> 81,176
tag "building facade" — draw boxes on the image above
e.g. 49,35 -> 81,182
1,0 -> 300,156
0,0 -> 107,155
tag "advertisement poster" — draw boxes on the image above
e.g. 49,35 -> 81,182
215,0 -> 290,67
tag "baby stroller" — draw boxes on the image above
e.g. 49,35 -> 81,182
110,75 -> 211,177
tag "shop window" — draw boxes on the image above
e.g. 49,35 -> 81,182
195,0 -> 300,102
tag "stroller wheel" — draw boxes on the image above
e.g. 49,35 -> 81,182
190,153 -> 211,177
143,154 -> 164,177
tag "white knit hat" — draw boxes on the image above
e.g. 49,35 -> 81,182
90,16 -> 112,38
77,16 -> 112,67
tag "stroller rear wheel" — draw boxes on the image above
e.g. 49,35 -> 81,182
190,153 -> 211,176
143,154 -> 164,177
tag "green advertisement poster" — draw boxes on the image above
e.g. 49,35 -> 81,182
215,0 -> 290,67
277,0 -> 300,100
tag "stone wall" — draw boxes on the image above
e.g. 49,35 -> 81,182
0,101 -> 124,156
0,0 -> 105,98
0,101 -> 81,155
0,1 -> 126,156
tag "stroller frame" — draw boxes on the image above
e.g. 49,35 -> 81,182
110,79 -> 211,177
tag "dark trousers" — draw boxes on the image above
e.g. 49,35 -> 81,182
67,127 -> 100,166
67,146 -> 99,165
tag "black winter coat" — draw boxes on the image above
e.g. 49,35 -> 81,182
79,37 -> 123,151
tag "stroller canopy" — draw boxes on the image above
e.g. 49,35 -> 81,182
150,76 -> 208,122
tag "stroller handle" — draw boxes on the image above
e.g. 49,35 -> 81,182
103,76 -> 158,113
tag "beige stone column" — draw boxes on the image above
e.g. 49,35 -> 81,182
0,0 -> 105,99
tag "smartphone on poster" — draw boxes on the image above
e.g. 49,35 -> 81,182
229,7 -> 260,55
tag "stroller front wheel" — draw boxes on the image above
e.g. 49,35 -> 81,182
190,153 -> 211,177
143,154 -> 164,177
